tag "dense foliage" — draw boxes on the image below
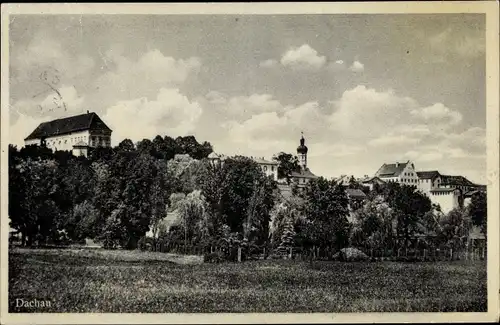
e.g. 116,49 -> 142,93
8,136 -> 486,255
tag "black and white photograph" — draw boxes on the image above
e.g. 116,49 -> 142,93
1,2 -> 499,323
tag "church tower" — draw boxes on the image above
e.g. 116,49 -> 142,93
297,132 -> 308,171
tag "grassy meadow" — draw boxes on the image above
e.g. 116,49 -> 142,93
9,248 -> 487,313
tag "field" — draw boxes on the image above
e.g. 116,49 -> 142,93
9,248 -> 487,313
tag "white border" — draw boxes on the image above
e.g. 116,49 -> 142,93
1,2 -> 499,324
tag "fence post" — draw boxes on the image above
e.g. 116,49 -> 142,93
289,247 -> 293,259
424,249 -> 427,260
482,247 -> 485,260
237,247 -> 242,262
450,248 -> 453,261
397,248 -> 400,258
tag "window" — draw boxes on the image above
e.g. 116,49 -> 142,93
263,166 -> 267,171
271,166 -> 275,172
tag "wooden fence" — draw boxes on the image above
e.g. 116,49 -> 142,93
146,242 -> 487,262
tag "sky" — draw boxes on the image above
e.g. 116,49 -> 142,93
8,14 -> 487,183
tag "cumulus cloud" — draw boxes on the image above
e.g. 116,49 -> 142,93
90,49 -> 201,110
103,88 -> 202,145
428,27 -> 485,59
330,85 -> 418,138
410,103 -> 463,125
280,44 -> 326,70
349,60 -> 365,72
12,32 -> 95,83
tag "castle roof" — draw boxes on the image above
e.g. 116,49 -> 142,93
416,170 -> 441,180
290,168 -> 317,179
25,112 -> 112,140
375,161 -> 411,178
440,175 -> 476,187
251,157 -> 278,165
360,176 -> 386,184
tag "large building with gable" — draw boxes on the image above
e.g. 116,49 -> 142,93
373,160 -> 484,213
24,111 -> 112,157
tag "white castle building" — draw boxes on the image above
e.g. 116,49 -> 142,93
374,160 -> 484,213
24,111 -> 112,157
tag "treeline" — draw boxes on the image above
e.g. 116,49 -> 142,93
8,135 -> 487,259
8,135 -> 214,248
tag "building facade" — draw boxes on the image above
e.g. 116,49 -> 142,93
374,161 -> 419,185
207,152 -> 279,181
24,111 -> 112,158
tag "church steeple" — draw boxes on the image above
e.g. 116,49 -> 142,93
297,131 -> 308,170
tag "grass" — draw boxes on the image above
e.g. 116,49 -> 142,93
9,248 -> 487,313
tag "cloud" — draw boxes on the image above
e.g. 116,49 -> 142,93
12,32 -> 95,83
280,44 -> 326,70
259,59 -> 278,68
349,60 -> 365,72
103,88 -> 202,145
427,27 -> 485,60
410,103 -> 462,125
368,134 -> 419,147
329,85 -> 418,138
91,49 -> 201,109
9,85 -> 87,147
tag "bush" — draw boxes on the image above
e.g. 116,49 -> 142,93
138,237 -> 155,251
204,251 -> 225,263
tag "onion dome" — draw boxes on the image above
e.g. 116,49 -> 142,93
297,134 -> 308,154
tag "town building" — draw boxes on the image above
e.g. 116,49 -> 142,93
207,152 -> 279,181
24,111 -> 112,158
373,162 -> 485,214
290,133 -> 318,187
374,160 -> 419,185
416,170 -> 484,213
345,188 -> 367,211
359,176 -> 386,191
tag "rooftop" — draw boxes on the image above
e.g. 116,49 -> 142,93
25,112 -> 112,141
416,170 -> 441,180
345,188 -> 367,199
375,161 -> 411,178
290,168 -> 318,179
440,175 -> 476,187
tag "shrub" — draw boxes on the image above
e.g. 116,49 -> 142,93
138,237 -> 155,251
203,251 -> 225,263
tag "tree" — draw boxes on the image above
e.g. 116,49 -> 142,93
244,176 -> 277,244
467,191 -> 487,238
116,138 -> 135,152
175,136 -> 213,160
219,156 -> 272,234
167,154 -> 204,194
197,159 -> 228,238
300,177 -> 351,250
380,182 -> 432,247
437,207 -> 472,249
350,196 -> 395,249
136,139 -> 158,157
273,152 -> 301,182
9,159 -> 62,246
176,190 -> 209,245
